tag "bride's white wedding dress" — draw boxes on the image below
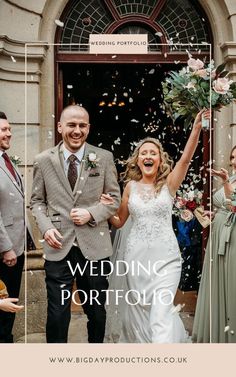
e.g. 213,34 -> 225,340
105,181 -> 188,343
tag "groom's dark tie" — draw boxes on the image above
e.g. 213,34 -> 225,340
68,154 -> 78,190
2,152 -> 17,180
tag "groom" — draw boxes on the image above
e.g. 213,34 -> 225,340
30,105 -> 121,343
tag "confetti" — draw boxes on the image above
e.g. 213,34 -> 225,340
100,232 -> 104,236
55,19 -> 64,27
155,32 -> 163,37
11,56 -> 16,63
114,137 -> 121,145
38,239 -> 45,243
112,55 -> 117,59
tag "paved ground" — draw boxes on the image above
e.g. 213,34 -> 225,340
16,311 -> 194,343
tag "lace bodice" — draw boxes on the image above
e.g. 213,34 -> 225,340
127,181 -> 179,254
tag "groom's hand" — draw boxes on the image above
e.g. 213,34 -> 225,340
44,228 -> 63,249
70,208 -> 92,225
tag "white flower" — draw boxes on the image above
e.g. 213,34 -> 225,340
197,191 -> 203,200
88,152 -> 97,162
180,209 -> 194,222
186,191 -> 195,201
187,58 -> 204,71
184,82 -> 196,90
213,77 -> 233,94
85,152 -> 99,170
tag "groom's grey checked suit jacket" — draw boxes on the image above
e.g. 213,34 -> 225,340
30,141 -> 121,261
0,156 -> 24,257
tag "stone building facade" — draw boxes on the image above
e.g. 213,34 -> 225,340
0,0 -> 236,339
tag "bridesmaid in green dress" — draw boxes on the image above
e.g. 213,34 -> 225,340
192,145 -> 236,342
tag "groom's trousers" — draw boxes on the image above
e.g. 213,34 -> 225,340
44,246 -> 110,343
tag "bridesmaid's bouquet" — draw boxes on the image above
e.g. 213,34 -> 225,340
173,189 -> 204,223
162,56 -> 236,129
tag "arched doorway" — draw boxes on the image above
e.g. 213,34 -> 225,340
54,0 -> 213,312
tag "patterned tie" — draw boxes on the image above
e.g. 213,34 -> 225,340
2,152 -> 17,180
67,154 -> 78,190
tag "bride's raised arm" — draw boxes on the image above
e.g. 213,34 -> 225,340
167,109 -> 210,196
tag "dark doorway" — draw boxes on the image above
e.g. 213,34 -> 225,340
62,63 -> 199,161
61,62 -> 204,291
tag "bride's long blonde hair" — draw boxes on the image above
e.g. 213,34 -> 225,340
121,137 -> 173,194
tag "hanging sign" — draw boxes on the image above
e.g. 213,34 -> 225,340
89,34 -> 148,54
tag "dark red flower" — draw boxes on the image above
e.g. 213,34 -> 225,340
186,200 -> 197,211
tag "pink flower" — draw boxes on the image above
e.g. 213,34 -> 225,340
213,77 -> 233,94
211,69 -> 216,79
180,209 -> 194,222
187,58 -> 204,71
175,197 -> 187,208
195,69 -> 208,78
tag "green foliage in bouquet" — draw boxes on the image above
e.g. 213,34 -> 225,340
162,57 -> 236,129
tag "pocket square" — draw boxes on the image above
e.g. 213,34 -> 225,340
89,172 -> 100,177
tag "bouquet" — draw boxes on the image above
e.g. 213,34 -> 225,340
173,188 -> 203,222
162,55 -> 236,129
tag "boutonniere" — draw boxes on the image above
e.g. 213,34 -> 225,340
10,155 -> 21,166
85,152 -> 100,170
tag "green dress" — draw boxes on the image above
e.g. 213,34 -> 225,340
192,176 -> 236,342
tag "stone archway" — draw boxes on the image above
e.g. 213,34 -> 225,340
23,0 -> 236,338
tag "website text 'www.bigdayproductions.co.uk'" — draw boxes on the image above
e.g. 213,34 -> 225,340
48,355 -> 188,365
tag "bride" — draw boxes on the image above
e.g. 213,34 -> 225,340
102,109 -> 210,343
